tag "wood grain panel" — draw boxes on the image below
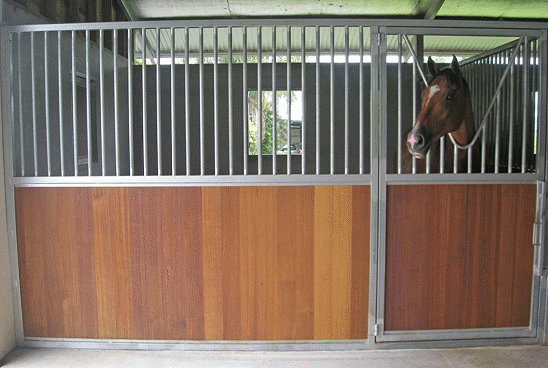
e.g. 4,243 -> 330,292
385,184 -> 535,331
15,186 -> 370,340
16,188 -> 98,338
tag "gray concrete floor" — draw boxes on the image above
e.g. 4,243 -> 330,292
2,346 -> 547,368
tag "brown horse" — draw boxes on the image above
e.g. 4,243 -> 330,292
402,56 -> 476,173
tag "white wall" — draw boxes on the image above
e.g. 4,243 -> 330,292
0,0 -> 16,360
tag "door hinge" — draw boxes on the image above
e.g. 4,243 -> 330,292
374,323 -> 381,336
533,222 -> 542,246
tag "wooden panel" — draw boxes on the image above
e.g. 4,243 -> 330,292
15,186 -> 370,340
16,188 -> 98,338
385,184 -> 536,331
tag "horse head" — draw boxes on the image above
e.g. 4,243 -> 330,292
406,56 -> 473,159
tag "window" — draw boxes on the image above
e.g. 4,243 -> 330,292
248,90 -> 303,155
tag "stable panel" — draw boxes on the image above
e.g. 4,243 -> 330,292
384,184 -> 536,331
15,185 -> 370,340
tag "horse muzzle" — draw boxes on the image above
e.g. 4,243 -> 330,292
406,128 -> 430,159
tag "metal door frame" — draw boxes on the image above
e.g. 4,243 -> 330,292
374,26 -> 547,343
0,19 -> 547,351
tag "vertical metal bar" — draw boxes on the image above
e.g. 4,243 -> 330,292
453,142 -> 458,173
287,26 -> 292,175
17,33 -> 24,176
185,27 -> 190,175
329,25 -> 334,175
86,30 -> 92,176
411,48 -> 416,174
156,28 -> 162,176
481,58 -> 486,174
359,26 -> 364,175
257,26 -> 262,175
344,26 -> 349,175
31,32 -> 38,176
170,27 -> 176,175
397,34 -> 402,174
439,136 -> 445,173
57,31 -> 64,176
71,31 -> 78,176
199,27 -> 205,176
9,33 -> 17,177
128,29 -> 134,176
113,30 -> 120,176
44,32 -> 51,176
521,37 -> 529,173
142,28 -> 148,176
214,26 -> 219,175
243,26 -> 248,175
228,27 -> 233,175
467,60 -> 473,173
495,92 -> 501,173
272,26 -> 277,175
301,26 -> 306,175
99,29 -> 105,176
315,26 -> 320,175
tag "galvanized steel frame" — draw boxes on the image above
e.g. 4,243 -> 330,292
375,25 -> 547,344
1,19 -> 546,351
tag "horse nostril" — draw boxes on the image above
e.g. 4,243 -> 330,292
415,134 -> 425,149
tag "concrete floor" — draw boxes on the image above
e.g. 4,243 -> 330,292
2,346 -> 547,368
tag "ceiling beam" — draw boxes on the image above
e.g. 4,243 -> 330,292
117,0 -> 138,20
423,0 -> 446,20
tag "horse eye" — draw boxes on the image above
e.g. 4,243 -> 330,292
446,94 -> 454,102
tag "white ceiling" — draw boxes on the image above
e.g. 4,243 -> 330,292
119,0 -> 548,20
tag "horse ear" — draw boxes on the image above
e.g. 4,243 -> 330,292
451,55 -> 460,75
427,56 -> 439,77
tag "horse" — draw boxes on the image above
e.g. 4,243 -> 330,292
401,56 -> 476,174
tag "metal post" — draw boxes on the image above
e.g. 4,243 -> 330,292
170,27 -> 176,175
481,58 -> 486,174
412,48 -> 416,174
272,26 -> 277,175
44,32 -> 51,176
521,37 -> 529,173
301,26 -> 306,175
257,26 -> 262,175
359,26 -> 364,175
243,26 -> 248,175
397,34 -> 402,174
228,26 -> 234,175
329,25 -> 334,174
71,31 -> 78,176
31,32 -> 37,176
86,30 -> 92,176
18,33 -> 24,177
99,30 -> 105,176
344,26 -> 349,175
199,27 -> 204,175
185,27 -> 190,175
142,28 -> 148,176
57,31 -> 64,176
156,28 -> 162,176
214,26 -> 219,175
114,30 -> 120,176
315,26 -> 320,175
287,26 -> 292,175
128,29 -> 134,176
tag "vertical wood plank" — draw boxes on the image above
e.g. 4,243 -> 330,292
16,187 -> 98,338
313,186 -> 353,339
91,187 -> 132,339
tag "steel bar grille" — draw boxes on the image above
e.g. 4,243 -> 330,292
9,25 -> 372,178
6,24 -> 543,179
387,33 -> 541,175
